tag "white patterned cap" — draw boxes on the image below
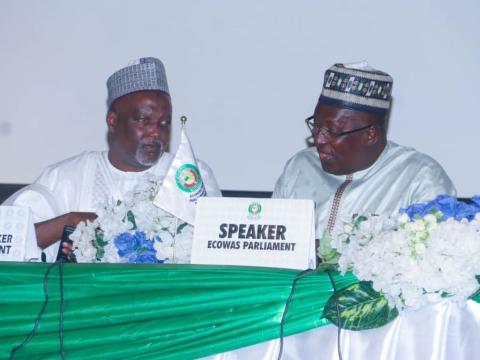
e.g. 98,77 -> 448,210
319,61 -> 393,114
106,57 -> 169,107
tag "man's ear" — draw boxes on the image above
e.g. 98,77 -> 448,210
106,111 -> 117,132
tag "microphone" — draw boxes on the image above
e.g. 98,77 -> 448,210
56,226 -> 77,263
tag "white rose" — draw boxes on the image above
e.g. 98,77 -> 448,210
154,240 -> 173,262
102,244 -> 121,263
343,223 -> 354,234
413,219 -> 426,232
424,214 -> 437,226
414,242 -> 426,255
398,213 -> 410,225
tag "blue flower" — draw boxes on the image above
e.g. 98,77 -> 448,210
471,196 -> 480,213
402,203 -> 428,219
138,236 -> 155,251
400,195 -> 480,222
114,231 -> 162,264
455,201 -> 476,221
114,232 -> 142,257
433,195 -> 456,220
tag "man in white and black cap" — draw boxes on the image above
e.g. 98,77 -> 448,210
6,57 -> 221,262
273,61 -> 456,261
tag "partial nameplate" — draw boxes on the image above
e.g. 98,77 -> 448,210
0,206 -> 34,261
192,197 -> 315,270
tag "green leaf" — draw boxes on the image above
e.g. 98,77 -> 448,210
470,277 -> 480,300
323,281 -> 398,331
354,215 -> 368,229
316,263 -> 338,272
93,229 -> 107,260
127,210 -> 137,230
317,230 -> 339,264
95,229 -> 107,246
176,222 -> 189,234
96,248 -> 105,261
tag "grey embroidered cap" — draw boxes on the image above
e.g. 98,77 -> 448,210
106,57 -> 169,107
319,61 -> 393,114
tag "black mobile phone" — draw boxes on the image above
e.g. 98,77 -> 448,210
56,226 -> 77,263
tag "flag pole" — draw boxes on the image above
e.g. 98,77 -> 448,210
180,115 -> 187,128
172,115 -> 187,263
172,216 -> 178,263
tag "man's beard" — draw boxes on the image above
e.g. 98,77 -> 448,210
135,139 -> 164,167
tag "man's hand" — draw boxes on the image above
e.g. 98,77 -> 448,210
66,212 -> 98,226
61,241 -> 74,260
35,212 -> 97,249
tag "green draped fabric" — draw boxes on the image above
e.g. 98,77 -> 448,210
0,263 -> 357,359
3,263 -> 479,359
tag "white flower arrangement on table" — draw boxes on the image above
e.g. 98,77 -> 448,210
71,174 -> 193,264
331,195 -> 480,311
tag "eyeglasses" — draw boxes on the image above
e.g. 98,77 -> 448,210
305,116 -> 374,138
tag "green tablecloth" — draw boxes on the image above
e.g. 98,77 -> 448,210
4,263 -> 479,359
0,262 -> 358,359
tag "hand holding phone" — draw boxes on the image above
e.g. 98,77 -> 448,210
56,226 -> 77,263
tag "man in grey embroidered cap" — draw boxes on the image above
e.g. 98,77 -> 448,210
273,61 -> 456,262
5,57 -> 221,262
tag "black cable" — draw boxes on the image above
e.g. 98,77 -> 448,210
59,259 -> 66,360
326,270 -> 343,360
9,261 -> 59,360
277,269 -> 313,360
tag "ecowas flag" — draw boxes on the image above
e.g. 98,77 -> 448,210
154,126 -> 207,225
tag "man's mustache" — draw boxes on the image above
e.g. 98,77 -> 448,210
139,139 -> 163,149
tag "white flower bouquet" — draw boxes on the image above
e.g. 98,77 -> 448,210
331,195 -> 480,311
71,174 -> 193,264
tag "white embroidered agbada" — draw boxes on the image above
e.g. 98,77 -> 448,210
5,151 -> 221,262
273,141 -> 456,239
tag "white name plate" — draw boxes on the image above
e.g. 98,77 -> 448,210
0,206 -> 35,261
191,197 -> 316,270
